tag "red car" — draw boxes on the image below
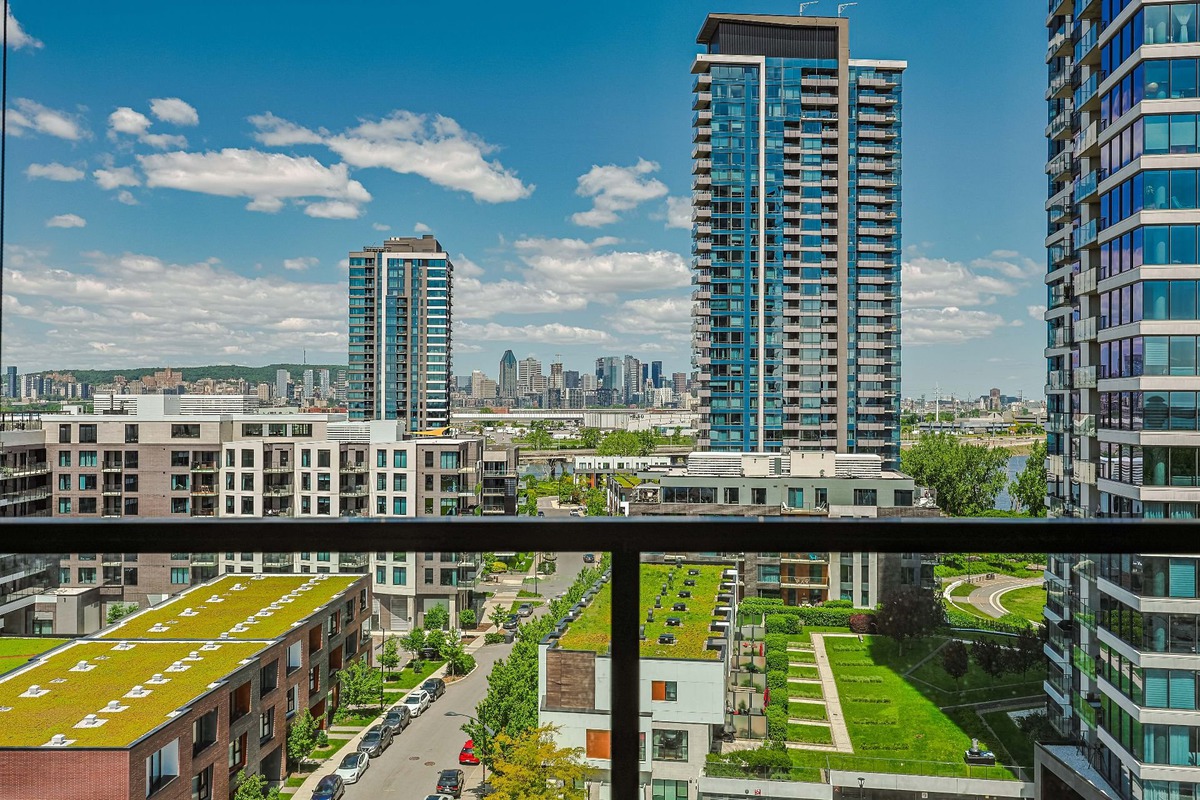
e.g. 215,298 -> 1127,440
459,739 -> 480,765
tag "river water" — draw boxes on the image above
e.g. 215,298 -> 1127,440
994,454 -> 1029,512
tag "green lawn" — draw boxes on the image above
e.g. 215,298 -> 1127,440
949,581 -> 977,598
982,709 -> 1037,769
788,681 -> 825,699
789,651 -> 816,664
312,736 -> 351,759
385,659 -> 446,691
906,643 -> 1043,706
788,664 -> 820,679
788,635 -> 1024,780
787,723 -> 833,744
788,701 -> 828,721
998,586 -> 1046,625
0,637 -> 68,676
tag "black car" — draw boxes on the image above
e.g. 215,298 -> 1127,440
381,705 -> 411,735
437,768 -> 465,799
357,724 -> 393,758
311,774 -> 344,800
421,677 -> 447,701
583,553 -> 595,563
502,614 -> 520,630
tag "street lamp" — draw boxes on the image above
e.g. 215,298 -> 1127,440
534,551 -> 540,597
858,776 -> 865,798
445,711 -> 495,782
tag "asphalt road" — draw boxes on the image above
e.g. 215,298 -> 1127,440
331,552 -> 588,799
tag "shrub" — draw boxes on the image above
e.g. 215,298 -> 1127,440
460,609 -> 477,629
765,705 -> 787,741
848,613 -> 876,634
765,650 -> 790,671
768,687 -> 788,710
491,561 -> 509,573
765,614 -> 793,634
822,599 -> 854,608
766,670 -> 787,694
764,634 -> 788,654
484,632 -> 505,644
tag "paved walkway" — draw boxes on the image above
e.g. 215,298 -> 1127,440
956,576 -> 1043,619
808,634 -> 854,753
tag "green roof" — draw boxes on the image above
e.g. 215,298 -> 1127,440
99,574 -> 360,641
0,639 -> 265,748
556,563 -> 729,660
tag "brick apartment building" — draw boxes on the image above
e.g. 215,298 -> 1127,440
0,573 -> 370,800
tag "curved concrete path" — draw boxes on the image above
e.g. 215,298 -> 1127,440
945,576 -> 1042,620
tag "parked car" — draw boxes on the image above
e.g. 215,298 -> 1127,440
310,775 -> 344,800
421,676 -> 447,701
570,509 -> 585,517
402,688 -> 431,717
381,705 -> 411,735
516,602 -> 534,617
436,769 -> 466,799
502,614 -> 520,630
459,739 -> 480,765
423,796 -> 455,800
536,511 -> 545,517
333,751 -> 369,784
357,724 -> 393,758
583,553 -> 595,563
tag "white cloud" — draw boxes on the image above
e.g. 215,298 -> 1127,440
904,307 -> 1016,346
149,97 -> 199,126
9,99 -> 87,140
1028,304 -> 1047,319
93,166 -> 141,190
414,222 -> 432,233
45,214 -> 86,229
5,7 -> 42,50
26,162 -> 85,182
571,159 -> 668,227
248,112 -> 326,146
283,257 -> 318,272
902,255 -> 1021,309
458,321 -> 613,345
326,110 -> 533,203
607,296 -> 691,343
455,275 -> 589,320
4,249 -> 347,368
138,148 -> 371,215
372,222 -> 391,232
665,196 -> 692,230
116,190 -> 138,205
513,236 -> 690,295
108,106 -> 187,149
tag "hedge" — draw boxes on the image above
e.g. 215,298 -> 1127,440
764,634 -> 789,654
944,606 -> 1029,635
765,650 -> 790,671
741,600 -> 872,629
768,687 -> 789,710
765,614 -> 801,634
766,669 -> 787,694
765,704 -> 787,741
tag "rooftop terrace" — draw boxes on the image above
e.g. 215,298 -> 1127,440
99,573 -> 360,642
0,639 -> 265,748
556,563 -> 729,660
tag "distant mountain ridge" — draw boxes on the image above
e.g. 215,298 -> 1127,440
39,364 -> 349,386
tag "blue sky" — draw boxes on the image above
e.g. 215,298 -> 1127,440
3,0 -> 1048,403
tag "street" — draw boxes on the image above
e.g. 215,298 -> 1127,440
316,552 -> 588,799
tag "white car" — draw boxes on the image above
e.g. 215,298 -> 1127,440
402,688 -> 431,718
334,751 -> 369,784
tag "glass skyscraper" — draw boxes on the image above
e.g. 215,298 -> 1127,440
691,14 -> 904,467
347,235 -> 452,431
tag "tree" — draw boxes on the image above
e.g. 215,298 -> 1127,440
489,605 -> 510,630
232,770 -> 283,800
900,433 -> 1011,516
579,427 -> 602,449
337,657 -> 382,712
1012,625 -> 1043,677
425,627 -> 447,656
106,602 -> 139,625
424,604 -> 450,631
971,639 -> 1008,679
595,430 -> 652,457
379,636 -> 400,677
940,640 -> 970,687
875,585 -> 944,655
1009,439 -> 1048,516
584,488 -> 608,517
460,609 -> 477,629
399,628 -> 426,666
441,630 -> 477,677
286,708 -> 319,767
520,423 -> 555,450
487,725 -> 590,800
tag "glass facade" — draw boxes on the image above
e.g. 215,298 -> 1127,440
691,19 -> 902,466
348,238 -> 453,430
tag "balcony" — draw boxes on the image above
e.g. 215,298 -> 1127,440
190,462 -> 217,473
190,485 -> 218,496
101,462 -> 123,473
0,462 -> 50,479
339,463 -> 369,474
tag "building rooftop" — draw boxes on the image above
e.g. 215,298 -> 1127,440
99,574 -> 359,642
0,639 -> 264,748
555,563 -> 729,661
697,13 -> 844,44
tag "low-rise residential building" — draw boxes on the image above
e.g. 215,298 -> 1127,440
0,573 -> 371,800
539,562 -> 733,800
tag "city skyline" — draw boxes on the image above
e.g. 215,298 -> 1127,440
2,1 -> 1047,399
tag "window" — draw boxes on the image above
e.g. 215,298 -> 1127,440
286,685 -> 298,717
751,487 -> 767,504
171,567 -> 189,584
286,641 -> 302,674
377,449 -> 387,467
394,450 -> 407,468
124,497 -> 139,516
124,473 -> 139,492
58,424 -> 71,444
652,729 -> 688,761
424,450 -> 435,468
124,567 -> 138,585
585,729 -> 611,760
78,567 -> 97,584
125,450 -> 139,468
854,488 -> 878,505
318,474 -> 331,492
317,497 -> 331,515
376,566 -> 385,583
425,474 -> 434,492
228,732 -> 246,771
259,708 -> 274,742
192,710 -> 217,755
393,497 -> 407,515
171,424 -> 200,439
393,567 -> 407,585
723,487 -> 739,504
171,474 -> 190,491
58,451 -> 71,467
58,567 -> 69,583
146,739 -> 180,796
241,497 -> 255,515
393,474 -> 407,492
78,497 -> 97,514
241,449 -> 254,468
171,451 -> 190,467
651,681 -> 678,702
190,765 -> 212,800
424,568 -> 434,585
125,424 -> 139,444
318,449 -> 331,468
58,474 -> 71,491
440,451 -> 459,469
79,474 -> 97,491
79,451 -> 98,468
57,498 -> 71,514
79,424 -> 97,443
652,780 -> 689,800
301,449 -> 311,468
441,569 -> 457,586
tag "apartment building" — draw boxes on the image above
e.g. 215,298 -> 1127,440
0,422 -> 51,519
0,573 -> 371,800
348,235 -> 452,430
691,14 -> 904,467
